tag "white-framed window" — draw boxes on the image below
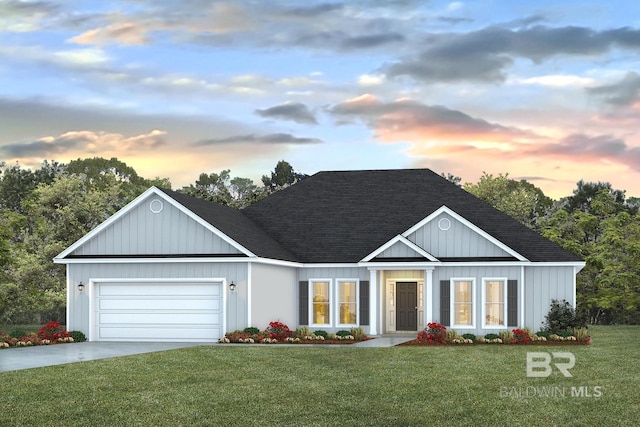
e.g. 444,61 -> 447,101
450,278 -> 475,328
336,279 -> 359,326
482,278 -> 507,328
309,279 -> 332,326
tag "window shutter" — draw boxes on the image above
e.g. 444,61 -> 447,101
507,280 -> 518,327
440,280 -> 450,326
299,281 -> 309,325
359,281 -> 369,326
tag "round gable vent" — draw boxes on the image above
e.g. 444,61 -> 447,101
149,199 -> 164,214
438,217 -> 451,231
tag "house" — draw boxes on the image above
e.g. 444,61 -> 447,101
55,169 -> 584,342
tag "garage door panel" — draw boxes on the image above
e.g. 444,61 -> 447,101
99,326 -> 221,341
99,312 -> 221,325
95,281 -> 223,342
99,298 -> 219,311
99,283 -> 220,297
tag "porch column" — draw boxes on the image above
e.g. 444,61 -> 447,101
369,269 -> 378,335
425,268 -> 433,325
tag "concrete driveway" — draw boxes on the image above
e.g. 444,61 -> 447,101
0,341 -> 212,373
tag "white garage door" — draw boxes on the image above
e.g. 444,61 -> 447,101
94,281 -> 223,342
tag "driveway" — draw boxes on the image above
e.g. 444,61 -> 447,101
0,341 -> 212,373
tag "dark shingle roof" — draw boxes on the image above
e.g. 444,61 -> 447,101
158,188 -> 296,261
160,169 -> 582,264
241,169 -> 582,263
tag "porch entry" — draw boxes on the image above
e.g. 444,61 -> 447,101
396,282 -> 418,331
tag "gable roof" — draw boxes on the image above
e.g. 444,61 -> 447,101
241,169 -> 582,263
156,188 -> 297,262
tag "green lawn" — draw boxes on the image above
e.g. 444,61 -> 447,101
2,326 -> 639,426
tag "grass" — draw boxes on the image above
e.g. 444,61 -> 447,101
2,326 -> 639,426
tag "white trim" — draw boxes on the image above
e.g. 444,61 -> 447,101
425,269 -> 433,325
335,278 -> 360,327
481,278 -> 508,329
520,266 -> 525,328
87,277 -> 227,342
247,263 -> 252,327
65,265 -> 71,331
369,270 -> 378,335
403,205 -> 528,262
54,187 -> 256,261
573,266 -> 578,309
360,235 -> 439,262
309,279 -> 333,327
450,277 -> 476,329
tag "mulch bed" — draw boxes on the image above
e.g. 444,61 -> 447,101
397,339 -> 591,346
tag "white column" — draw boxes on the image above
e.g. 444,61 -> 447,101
425,268 -> 433,325
520,265 -> 526,327
369,269 -> 378,335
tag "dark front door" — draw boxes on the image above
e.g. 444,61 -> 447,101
396,282 -> 418,331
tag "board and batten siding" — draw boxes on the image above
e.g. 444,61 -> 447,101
378,242 -> 422,258
70,194 -> 242,256
406,213 -> 511,258
250,263 -> 297,329
67,262 -> 249,337
524,266 -> 576,332
431,265 -> 521,335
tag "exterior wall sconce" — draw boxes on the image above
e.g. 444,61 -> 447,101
229,281 -> 236,292
78,282 -> 85,292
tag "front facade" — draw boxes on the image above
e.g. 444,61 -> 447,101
55,169 -> 584,342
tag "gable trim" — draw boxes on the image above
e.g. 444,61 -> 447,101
361,235 -> 439,262
54,187 -> 256,261
403,205 -> 528,262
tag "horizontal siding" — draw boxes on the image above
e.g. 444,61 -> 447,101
298,267 -> 369,281
407,213 -> 511,258
71,194 -> 242,256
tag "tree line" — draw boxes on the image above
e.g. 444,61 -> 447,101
0,158 -> 637,325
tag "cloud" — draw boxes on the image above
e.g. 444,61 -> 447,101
587,72 -> 640,106
0,130 -> 167,157
69,20 -> 151,45
255,102 -> 317,124
528,133 -> 640,165
0,0 -> 58,32
386,25 -> 640,83
195,133 -> 323,146
328,94 -> 536,142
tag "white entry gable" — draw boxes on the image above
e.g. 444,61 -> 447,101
403,206 -> 527,261
361,235 -> 439,262
55,187 -> 254,262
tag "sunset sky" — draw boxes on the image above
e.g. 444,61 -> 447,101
1,0 -> 640,198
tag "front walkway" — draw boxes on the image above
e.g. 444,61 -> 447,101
352,335 -> 416,347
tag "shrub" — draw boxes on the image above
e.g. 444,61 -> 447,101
462,333 -> 476,341
535,330 -> 551,339
295,326 -> 311,337
350,327 -> 367,341
511,328 -> 531,344
69,330 -> 87,342
313,330 -> 328,338
499,330 -> 513,343
243,327 -> 260,335
37,321 -> 70,341
484,333 -> 500,340
543,299 -> 587,334
573,327 -> 590,342
417,322 -> 447,344
445,330 -> 460,341
266,321 -> 292,341
9,329 -> 29,339
336,330 -> 351,337
557,330 -> 573,338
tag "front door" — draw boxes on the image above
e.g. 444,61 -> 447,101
396,282 -> 418,331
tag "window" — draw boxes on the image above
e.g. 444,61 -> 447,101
483,278 -> 507,328
337,280 -> 358,325
451,279 -> 475,327
311,280 -> 331,325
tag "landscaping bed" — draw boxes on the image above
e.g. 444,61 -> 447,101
1,322 -> 85,349
219,321 -> 369,345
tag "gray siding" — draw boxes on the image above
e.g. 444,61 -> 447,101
524,266 -> 575,332
250,263 -> 297,329
431,265 -> 521,335
407,213 -> 511,258
298,267 -> 369,281
71,194 -> 241,256
379,242 -> 422,258
67,262 -> 248,336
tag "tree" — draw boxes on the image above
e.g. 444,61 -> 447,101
261,160 -> 308,194
440,172 -> 462,186
0,161 -> 63,213
563,180 -> 635,216
464,172 -> 552,228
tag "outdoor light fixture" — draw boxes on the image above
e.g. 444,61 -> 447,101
77,282 -> 85,292
229,281 -> 236,292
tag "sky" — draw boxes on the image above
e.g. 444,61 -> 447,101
1,0 -> 640,199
